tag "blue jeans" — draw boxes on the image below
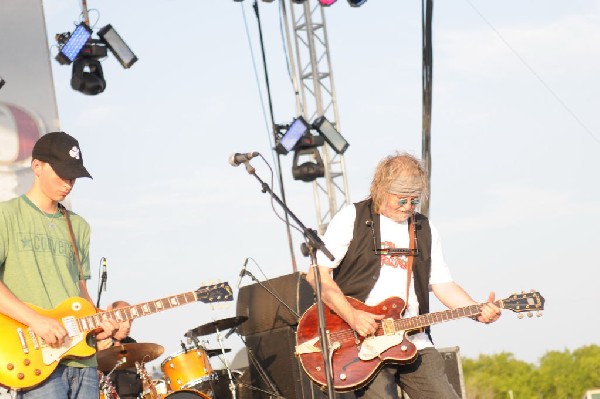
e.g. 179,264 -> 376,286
354,348 -> 460,399
17,365 -> 98,399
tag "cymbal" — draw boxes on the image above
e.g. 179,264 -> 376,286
185,316 -> 248,337
97,342 -> 164,371
205,348 -> 232,357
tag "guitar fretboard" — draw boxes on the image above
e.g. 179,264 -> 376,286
77,291 -> 197,332
394,300 -> 503,331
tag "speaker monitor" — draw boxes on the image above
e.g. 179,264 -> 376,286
438,346 -> 466,398
236,272 -> 314,336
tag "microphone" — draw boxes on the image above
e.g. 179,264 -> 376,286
228,152 -> 259,167
102,257 -> 107,292
236,258 -> 250,290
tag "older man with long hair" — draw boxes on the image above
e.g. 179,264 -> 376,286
306,152 -> 501,399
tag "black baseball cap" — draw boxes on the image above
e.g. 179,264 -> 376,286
32,132 -> 92,179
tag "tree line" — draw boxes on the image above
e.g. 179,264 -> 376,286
462,345 -> 600,399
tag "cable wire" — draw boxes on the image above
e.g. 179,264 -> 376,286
464,0 -> 599,145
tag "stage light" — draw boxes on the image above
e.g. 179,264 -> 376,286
292,148 -> 325,182
347,0 -> 368,6
97,24 -> 138,69
276,116 -> 310,155
0,76 -> 5,90
70,57 -> 106,95
55,23 -> 93,65
319,0 -> 338,5
312,116 -> 349,154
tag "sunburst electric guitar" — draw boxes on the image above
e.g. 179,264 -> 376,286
296,290 -> 545,392
0,282 -> 233,389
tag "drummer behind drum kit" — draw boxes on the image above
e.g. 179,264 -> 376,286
97,316 -> 248,399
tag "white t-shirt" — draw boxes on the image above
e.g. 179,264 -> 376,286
316,204 -> 453,349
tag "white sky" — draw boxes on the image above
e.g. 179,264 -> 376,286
39,0 -> 600,371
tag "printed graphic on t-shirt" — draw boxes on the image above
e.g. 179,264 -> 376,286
18,232 -> 74,258
379,241 -> 408,269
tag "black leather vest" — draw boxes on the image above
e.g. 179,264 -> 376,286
332,199 -> 432,315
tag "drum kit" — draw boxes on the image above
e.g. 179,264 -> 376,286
97,316 -> 248,399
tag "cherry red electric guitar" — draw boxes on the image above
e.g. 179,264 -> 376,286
295,291 -> 544,392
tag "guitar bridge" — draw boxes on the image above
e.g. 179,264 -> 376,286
17,328 -> 29,354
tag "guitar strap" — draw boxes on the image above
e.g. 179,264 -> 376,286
59,203 -> 85,281
405,215 -> 416,309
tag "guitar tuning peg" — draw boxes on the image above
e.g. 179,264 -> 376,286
518,314 -> 524,319
536,311 -> 543,317
527,312 -> 533,318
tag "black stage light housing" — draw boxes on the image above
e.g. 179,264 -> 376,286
97,24 -> 138,69
55,23 -> 93,65
347,0 -> 368,6
312,116 -> 349,154
0,76 -> 5,90
71,57 -> 106,95
292,148 -> 325,182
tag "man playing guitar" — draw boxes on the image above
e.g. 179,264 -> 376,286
0,132 -> 119,398
305,152 -> 501,399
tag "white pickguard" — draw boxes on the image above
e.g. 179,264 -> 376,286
358,331 -> 405,360
41,334 -> 84,365
295,337 -> 321,354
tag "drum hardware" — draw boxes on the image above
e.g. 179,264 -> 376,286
98,359 -> 125,399
136,361 -> 170,399
185,316 -> 248,399
205,348 -> 231,358
97,342 -> 164,372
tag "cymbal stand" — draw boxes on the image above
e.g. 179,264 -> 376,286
214,326 -> 237,399
100,357 -> 126,397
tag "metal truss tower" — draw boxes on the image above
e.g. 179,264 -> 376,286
284,0 -> 351,234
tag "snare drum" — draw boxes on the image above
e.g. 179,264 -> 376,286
164,390 -> 211,399
161,346 -> 216,391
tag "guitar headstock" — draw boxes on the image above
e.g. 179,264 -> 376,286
196,282 -> 233,304
502,290 -> 545,318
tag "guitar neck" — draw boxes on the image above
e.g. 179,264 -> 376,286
394,299 -> 503,331
78,291 -> 198,333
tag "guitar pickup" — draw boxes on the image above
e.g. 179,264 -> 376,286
62,316 -> 80,337
381,318 -> 396,335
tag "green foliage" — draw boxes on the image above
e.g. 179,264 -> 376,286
462,345 -> 600,399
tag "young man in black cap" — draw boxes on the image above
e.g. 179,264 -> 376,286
0,132 -> 118,399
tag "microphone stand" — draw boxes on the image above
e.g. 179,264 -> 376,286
241,162 -> 336,399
